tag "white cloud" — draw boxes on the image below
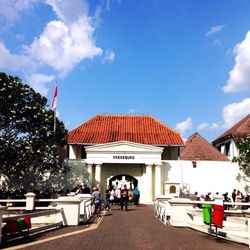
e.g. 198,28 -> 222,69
223,31 -> 250,93
211,123 -> 220,129
0,0 -> 106,96
26,7 -> 102,75
46,0 -> 89,25
176,117 -> 192,135
197,123 -> 209,130
197,122 -> 220,131
28,73 -> 55,96
104,0 -> 122,12
0,41 -> 34,71
206,25 -> 226,36
128,108 -> 136,113
222,98 -> 250,128
212,38 -> 221,46
0,0 -> 37,25
197,99 -> 250,132
102,49 -> 115,63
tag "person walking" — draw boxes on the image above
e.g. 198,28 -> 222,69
92,187 -> 102,214
232,189 -> 237,202
105,185 -> 111,211
115,187 -> 121,205
133,186 -> 140,207
120,185 -> 129,211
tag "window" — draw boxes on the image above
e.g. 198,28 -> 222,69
224,142 -> 231,156
192,161 -> 197,168
81,146 -> 87,159
170,185 -> 176,194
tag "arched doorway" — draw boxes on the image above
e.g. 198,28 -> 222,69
109,174 -> 138,190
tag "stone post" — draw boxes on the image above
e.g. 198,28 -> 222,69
168,198 -> 194,227
25,192 -> 36,211
55,197 -> 82,226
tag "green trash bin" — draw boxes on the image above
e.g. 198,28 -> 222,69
202,204 -> 212,224
16,218 -> 25,232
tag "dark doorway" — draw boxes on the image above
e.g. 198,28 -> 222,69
109,174 -> 138,189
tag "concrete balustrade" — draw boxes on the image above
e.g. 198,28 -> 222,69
0,193 -> 96,246
55,197 -> 82,226
155,198 -> 250,247
168,198 -> 194,227
76,194 -> 92,215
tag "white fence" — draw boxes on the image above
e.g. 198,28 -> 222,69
0,193 -> 95,245
155,197 -> 250,247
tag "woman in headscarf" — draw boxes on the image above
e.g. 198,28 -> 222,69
133,186 -> 140,207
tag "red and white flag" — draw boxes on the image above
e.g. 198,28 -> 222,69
52,85 -> 58,110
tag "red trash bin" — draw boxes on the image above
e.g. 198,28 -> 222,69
7,220 -> 17,234
212,204 -> 224,227
23,216 -> 31,229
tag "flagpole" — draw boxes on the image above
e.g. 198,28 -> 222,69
52,82 -> 58,134
54,105 -> 56,134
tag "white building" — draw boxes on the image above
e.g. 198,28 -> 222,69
67,114 -> 248,203
212,114 -> 250,161
178,132 -> 245,196
67,114 -> 184,203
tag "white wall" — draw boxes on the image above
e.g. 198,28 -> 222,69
162,160 -> 247,196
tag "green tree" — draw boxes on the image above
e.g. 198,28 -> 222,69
233,134 -> 250,177
0,72 -> 69,190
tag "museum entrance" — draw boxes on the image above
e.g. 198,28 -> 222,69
109,174 -> 138,190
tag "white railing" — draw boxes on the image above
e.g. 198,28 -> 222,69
1,208 -> 63,245
81,198 -> 95,222
155,197 -> 250,247
0,193 -> 95,245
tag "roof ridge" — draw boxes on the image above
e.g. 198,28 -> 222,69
212,113 -> 250,143
67,114 -> 184,145
181,132 -> 228,161
96,113 -> 154,117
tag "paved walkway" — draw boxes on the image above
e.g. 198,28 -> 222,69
3,205 -> 248,250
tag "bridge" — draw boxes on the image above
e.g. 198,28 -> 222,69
1,201 -> 248,250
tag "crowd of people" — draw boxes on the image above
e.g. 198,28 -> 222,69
91,184 -> 140,213
190,189 -> 250,210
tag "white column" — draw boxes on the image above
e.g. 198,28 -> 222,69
69,145 -> 76,159
95,164 -> 101,186
155,165 -> 162,198
87,164 -> 93,188
25,192 -> 36,211
146,165 -> 153,203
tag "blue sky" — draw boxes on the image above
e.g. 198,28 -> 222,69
1,0 -> 250,142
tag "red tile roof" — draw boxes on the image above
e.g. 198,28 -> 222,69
212,114 -> 250,144
180,132 -> 229,161
67,114 -> 184,146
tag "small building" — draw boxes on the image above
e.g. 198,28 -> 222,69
67,114 -> 184,203
176,132 -> 240,195
212,114 -> 250,160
